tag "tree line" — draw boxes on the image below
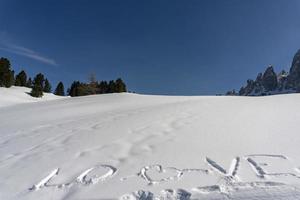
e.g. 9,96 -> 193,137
0,57 -> 127,97
68,78 -> 126,97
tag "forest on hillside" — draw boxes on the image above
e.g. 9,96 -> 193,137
0,57 -> 127,97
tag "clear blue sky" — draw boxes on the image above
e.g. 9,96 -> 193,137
1,0 -> 300,95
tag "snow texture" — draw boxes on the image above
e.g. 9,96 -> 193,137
1,88 -> 300,199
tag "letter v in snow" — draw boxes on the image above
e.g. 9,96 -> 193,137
205,157 -> 240,182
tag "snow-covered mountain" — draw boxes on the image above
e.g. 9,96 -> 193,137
1,89 -> 300,199
227,49 -> 300,96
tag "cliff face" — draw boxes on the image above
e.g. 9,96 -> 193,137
287,49 -> 300,90
227,49 -> 300,96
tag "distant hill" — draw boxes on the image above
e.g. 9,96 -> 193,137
0,86 -> 65,108
227,49 -> 300,96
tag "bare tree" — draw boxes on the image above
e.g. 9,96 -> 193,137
88,73 -> 96,84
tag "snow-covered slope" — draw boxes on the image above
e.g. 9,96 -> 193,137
0,86 -> 65,108
1,91 -> 300,200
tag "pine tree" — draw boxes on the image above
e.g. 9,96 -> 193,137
97,81 -> 108,94
31,85 -> 43,97
0,57 -> 14,87
5,70 -> 15,87
15,70 -> 27,86
0,57 -> 9,86
54,82 -> 65,96
30,73 -> 44,97
43,79 -> 52,93
115,78 -> 127,93
68,81 -> 81,97
108,80 -> 116,93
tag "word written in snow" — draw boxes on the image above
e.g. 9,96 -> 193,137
29,154 -> 300,191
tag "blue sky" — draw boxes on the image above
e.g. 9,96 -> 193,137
1,0 -> 300,95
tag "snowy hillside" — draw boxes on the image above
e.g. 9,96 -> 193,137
0,86 -> 65,108
1,91 -> 300,199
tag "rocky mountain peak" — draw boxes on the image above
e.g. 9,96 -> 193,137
287,49 -> 300,89
262,65 -> 278,91
227,49 -> 300,96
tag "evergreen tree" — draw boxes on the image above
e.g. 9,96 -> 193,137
97,81 -> 108,94
31,85 -> 43,97
107,80 -> 116,93
84,83 -> 97,95
0,57 -> 10,86
68,81 -> 81,97
67,78 -> 127,97
115,78 -> 127,92
0,57 -> 14,87
54,82 -> 65,96
26,78 -> 33,88
43,79 -> 52,92
34,73 -> 45,88
15,70 -> 27,86
30,73 -> 44,97
5,70 -> 15,87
